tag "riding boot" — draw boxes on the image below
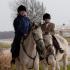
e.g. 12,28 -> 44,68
11,43 -> 16,64
11,34 -> 21,64
11,58 -> 15,64
52,35 -> 64,53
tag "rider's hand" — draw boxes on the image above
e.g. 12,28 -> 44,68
24,34 -> 27,36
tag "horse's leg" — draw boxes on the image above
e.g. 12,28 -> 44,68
48,55 -> 56,70
63,53 -> 68,70
15,59 -> 22,70
21,64 -> 28,70
41,60 -> 48,70
56,61 -> 60,70
34,54 -> 39,70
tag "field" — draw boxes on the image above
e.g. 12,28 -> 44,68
0,37 -> 70,70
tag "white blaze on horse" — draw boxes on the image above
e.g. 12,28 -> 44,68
41,34 -> 69,70
15,24 -> 45,70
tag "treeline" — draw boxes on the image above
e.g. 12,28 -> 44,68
0,31 -> 14,39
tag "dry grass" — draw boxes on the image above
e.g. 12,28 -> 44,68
0,42 -> 10,48
0,37 -> 70,70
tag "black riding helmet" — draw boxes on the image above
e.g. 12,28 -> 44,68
17,5 -> 26,13
43,13 -> 51,20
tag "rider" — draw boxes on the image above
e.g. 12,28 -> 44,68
41,13 -> 64,54
11,5 -> 31,63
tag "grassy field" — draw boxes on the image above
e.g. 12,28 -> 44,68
0,37 -> 70,70
0,42 -> 10,48
11,64 -> 70,70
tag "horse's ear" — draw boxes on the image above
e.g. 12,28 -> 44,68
38,20 -> 43,27
38,20 -> 44,26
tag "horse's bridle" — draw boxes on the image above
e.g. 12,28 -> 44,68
35,38 -> 44,44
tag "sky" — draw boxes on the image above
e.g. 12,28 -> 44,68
0,0 -> 70,31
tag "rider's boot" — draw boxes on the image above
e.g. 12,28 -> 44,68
59,48 -> 64,53
11,58 -> 15,64
11,43 -> 20,64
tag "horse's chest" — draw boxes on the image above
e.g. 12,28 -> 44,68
21,56 -> 34,68
19,46 -> 36,68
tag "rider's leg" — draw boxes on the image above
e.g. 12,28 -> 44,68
11,34 -> 21,64
52,35 -> 64,53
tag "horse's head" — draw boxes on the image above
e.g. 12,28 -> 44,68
32,22 -> 45,49
21,22 -> 45,51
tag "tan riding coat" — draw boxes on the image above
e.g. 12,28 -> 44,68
41,23 -> 55,35
41,23 -> 55,47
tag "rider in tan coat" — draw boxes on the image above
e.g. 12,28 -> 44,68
41,13 -> 64,54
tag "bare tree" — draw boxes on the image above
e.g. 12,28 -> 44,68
10,0 -> 46,23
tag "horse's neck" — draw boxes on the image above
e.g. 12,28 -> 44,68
23,32 -> 36,55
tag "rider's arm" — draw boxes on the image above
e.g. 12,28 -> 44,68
48,23 -> 55,34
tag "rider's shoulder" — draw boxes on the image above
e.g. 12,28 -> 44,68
48,23 -> 55,27
13,17 -> 18,23
41,23 -> 45,26
49,22 -> 55,25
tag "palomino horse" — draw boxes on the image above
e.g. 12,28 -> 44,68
15,25 -> 45,70
41,34 -> 69,70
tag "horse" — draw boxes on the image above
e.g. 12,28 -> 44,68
41,34 -> 69,70
15,24 -> 45,70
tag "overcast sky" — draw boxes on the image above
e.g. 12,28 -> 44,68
0,0 -> 70,31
